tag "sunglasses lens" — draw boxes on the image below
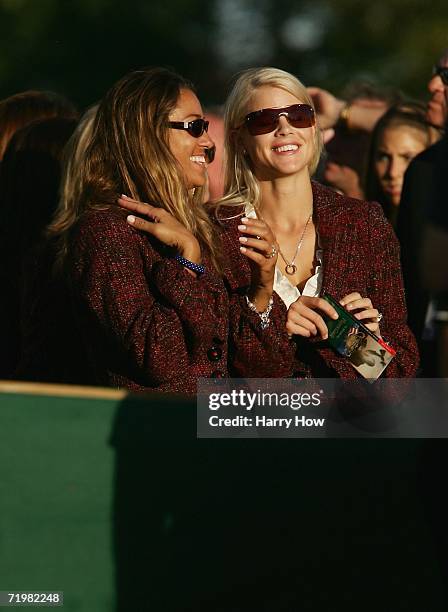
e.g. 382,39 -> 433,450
188,119 -> 208,137
246,110 -> 277,135
434,66 -> 448,84
288,105 -> 315,128
246,105 -> 315,135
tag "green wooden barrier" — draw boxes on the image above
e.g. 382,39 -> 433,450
0,383 -> 123,611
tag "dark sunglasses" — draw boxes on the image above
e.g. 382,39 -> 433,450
432,65 -> 448,85
244,104 -> 315,136
167,118 -> 209,137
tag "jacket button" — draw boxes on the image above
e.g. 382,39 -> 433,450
211,370 -> 225,378
207,346 -> 222,362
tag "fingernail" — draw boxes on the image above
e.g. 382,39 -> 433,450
121,194 -> 130,199
127,215 -> 135,223
239,236 -> 248,243
333,313 -> 339,319
323,333 -> 328,340
346,304 -> 353,310
238,224 -> 247,231
241,217 -> 249,223
240,246 -> 247,253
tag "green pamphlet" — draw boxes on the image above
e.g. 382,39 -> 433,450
323,293 -> 396,381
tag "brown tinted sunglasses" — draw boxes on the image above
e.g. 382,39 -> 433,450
245,104 -> 315,135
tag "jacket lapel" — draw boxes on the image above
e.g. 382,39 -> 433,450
312,182 -> 342,296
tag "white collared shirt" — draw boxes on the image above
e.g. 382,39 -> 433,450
245,205 -> 323,309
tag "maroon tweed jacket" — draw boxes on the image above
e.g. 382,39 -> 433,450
67,206 -> 286,392
220,181 -> 419,379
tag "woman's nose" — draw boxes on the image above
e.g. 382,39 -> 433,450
388,158 -> 401,179
275,115 -> 293,134
428,73 -> 445,94
199,130 -> 215,149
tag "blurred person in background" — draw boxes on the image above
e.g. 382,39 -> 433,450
0,90 -> 77,160
0,116 -> 77,379
0,89 -> 78,378
396,49 -> 448,375
420,105 -> 448,376
307,83 -> 390,135
365,102 -> 438,227
15,108 -> 98,384
322,83 -> 402,200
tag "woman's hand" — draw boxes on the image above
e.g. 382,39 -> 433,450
306,86 -> 345,129
238,216 -> 278,311
323,162 -> 365,200
340,292 -> 381,335
286,296 -> 339,339
118,195 -> 201,263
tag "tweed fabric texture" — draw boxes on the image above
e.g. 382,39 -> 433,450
221,181 -> 419,379
67,206 -> 280,392
68,207 -> 231,392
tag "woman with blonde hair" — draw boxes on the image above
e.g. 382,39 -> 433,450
216,66 -> 417,378
51,67 -> 281,391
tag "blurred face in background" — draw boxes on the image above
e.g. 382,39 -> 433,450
374,125 -> 428,206
426,51 -> 448,127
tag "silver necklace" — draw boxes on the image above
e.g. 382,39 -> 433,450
278,212 -> 312,275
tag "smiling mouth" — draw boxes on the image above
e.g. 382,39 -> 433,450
272,144 -> 299,153
384,185 -> 401,195
190,155 -> 206,166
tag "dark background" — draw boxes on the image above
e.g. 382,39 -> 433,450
1,0 -> 448,110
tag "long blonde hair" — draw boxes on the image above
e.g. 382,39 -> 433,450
216,67 -> 323,214
48,104 -> 98,270
49,68 -> 221,271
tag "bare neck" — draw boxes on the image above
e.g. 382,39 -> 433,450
258,173 -> 314,232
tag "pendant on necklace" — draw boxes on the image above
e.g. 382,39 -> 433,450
285,264 -> 297,275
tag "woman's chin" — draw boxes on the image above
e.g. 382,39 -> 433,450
188,171 -> 208,190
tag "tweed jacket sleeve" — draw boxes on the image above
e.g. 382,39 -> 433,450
217,213 -> 296,377
228,291 -> 297,377
68,209 -> 229,390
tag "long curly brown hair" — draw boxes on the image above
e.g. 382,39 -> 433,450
50,67 -> 221,272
